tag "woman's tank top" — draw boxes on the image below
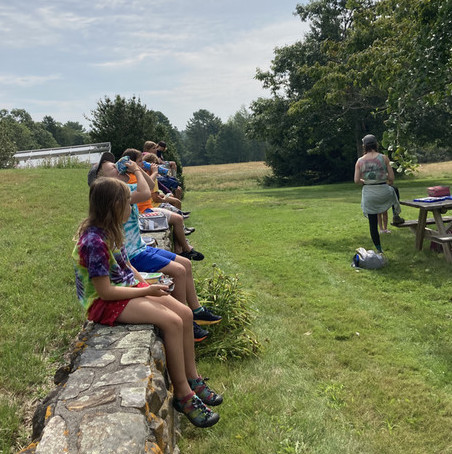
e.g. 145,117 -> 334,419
359,154 -> 387,184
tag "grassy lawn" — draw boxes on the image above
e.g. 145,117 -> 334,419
1,162 -> 451,453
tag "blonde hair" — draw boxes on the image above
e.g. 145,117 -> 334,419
143,153 -> 159,164
76,177 -> 130,249
143,141 -> 157,153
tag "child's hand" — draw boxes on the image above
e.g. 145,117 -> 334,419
147,284 -> 171,296
125,160 -> 140,173
151,164 -> 159,175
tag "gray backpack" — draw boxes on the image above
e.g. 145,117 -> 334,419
352,247 -> 387,269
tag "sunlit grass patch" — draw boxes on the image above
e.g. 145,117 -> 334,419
2,162 -> 452,453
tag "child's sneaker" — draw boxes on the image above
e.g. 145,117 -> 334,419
189,376 -> 223,406
193,322 -> 209,342
173,392 -> 220,428
193,306 -> 222,326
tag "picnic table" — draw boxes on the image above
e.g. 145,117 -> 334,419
395,199 -> 452,262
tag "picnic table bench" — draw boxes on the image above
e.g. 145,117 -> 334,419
391,216 -> 452,229
395,200 -> 452,262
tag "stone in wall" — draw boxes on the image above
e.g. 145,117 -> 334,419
22,322 -> 180,454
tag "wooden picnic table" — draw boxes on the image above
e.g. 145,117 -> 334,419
397,199 -> 452,263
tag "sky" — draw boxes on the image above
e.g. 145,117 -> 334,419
0,1 -> 310,131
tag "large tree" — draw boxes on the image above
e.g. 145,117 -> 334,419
250,0 -> 451,185
381,0 -> 452,169
88,95 -> 183,167
0,109 -> 58,152
88,95 -> 157,158
0,119 -> 17,168
42,116 -> 91,147
183,109 -> 222,165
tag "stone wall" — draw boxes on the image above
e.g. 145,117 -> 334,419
20,229 -> 179,454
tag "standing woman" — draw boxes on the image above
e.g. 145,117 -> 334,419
354,134 -> 404,253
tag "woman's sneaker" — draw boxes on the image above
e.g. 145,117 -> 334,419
193,306 -> 222,325
173,392 -> 220,428
189,376 -> 223,406
392,215 -> 405,225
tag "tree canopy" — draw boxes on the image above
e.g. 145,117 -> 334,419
180,108 -> 267,166
87,94 -> 183,172
0,109 -> 92,168
250,0 -> 452,185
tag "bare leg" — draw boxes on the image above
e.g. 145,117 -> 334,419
378,213 -> 383,231
169,213 -> 191,253
174,256 -> 200,309
152,208 -> 191,253
116,294 -> 198,397
174,187 -> 182,200
159,260 -> 187,304
159,257 -> 200,310
382,211 -> 388,231
166,196 -> 181,209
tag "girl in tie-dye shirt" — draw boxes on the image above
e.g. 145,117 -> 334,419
72,176 -> 221,428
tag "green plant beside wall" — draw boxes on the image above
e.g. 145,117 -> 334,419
194,265 -> 261,361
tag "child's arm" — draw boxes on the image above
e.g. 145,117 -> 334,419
126,162 -> 152,204
137,163 -> 159,191
151,191 -> 166,203
92,275 -> 169,300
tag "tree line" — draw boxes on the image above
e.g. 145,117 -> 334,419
1,0 -> 450,185
0,99 -> 266,170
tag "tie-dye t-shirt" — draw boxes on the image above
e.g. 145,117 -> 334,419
72,225 -> 138,311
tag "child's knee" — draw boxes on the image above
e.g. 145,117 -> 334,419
164,311 -> 184,332
175,256 -> 191,273
171,261 -> 187,279
180,304 -> 193,323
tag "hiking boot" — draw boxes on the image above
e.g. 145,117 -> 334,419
193,322 -> 209,342
179,249 -> 204,261
392,215 -> 405,225
189,376 -> 223,406
193,306 -> 222,326
173,392 -> 220,428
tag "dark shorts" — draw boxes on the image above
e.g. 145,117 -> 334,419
87,282 -> 148,326
158,176 -> 179,190
130,246 -> 176,273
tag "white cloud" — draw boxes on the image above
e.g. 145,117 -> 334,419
0,1 -> 310,130
0,74 -> 61,87
144,18 -> 308,127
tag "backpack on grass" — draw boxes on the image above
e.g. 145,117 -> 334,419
352,247 -> 387,269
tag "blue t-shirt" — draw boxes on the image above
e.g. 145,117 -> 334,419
123,184 -> 147,260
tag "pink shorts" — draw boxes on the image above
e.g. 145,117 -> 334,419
87,282 -> 149,326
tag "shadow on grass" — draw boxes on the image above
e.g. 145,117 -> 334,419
247,176 -> 452,202
300,231 -> 452,286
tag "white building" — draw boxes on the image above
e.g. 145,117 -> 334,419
14,142 -> 111,168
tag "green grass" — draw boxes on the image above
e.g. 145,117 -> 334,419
1,164 -> 452,453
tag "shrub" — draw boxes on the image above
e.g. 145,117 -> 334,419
38,156 -> 90,169
194,265 -> 261,361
